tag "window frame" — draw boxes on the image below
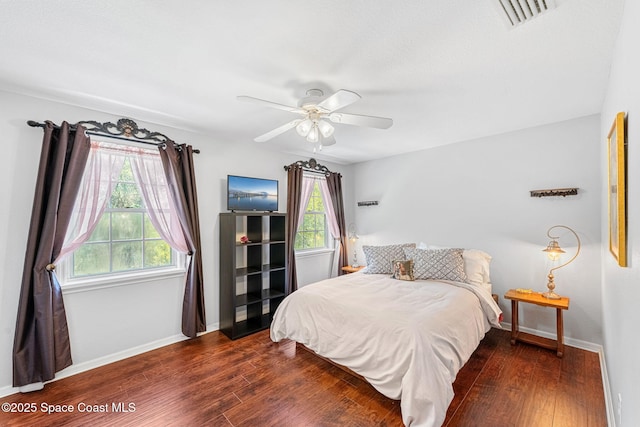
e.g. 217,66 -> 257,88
294,179 -> 331,255
57,259 -> 186,294
58,146 -> 186,293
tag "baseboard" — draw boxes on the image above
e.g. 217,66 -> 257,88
499,322 -> 614,426
0,385 -> 17,398
599,349 -> 615,427
500,322 -> 601,352
0,322 -> 220,398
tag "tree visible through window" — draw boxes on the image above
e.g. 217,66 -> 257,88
295,181 -> 328,251
71,157 -> 173,277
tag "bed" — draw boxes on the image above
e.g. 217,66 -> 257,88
270,244 -> 503,426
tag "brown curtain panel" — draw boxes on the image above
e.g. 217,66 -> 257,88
13,122 -> 91,388
158,143 -> 205,338
286,165 -> 304,293
326,172 -> 348,274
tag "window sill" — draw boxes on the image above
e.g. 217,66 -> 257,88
295,248 -> 335,259
61,267 -> 186,295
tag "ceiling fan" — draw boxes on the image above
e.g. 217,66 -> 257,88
237,89 -> 393,151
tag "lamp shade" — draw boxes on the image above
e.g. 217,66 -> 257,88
317,120 -> 334,138
307,124 -> 319,143
296,119 -> 313,137
543,240 -> 565,261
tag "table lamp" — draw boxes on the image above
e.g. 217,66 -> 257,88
542,225 -> 581,299
348,223 -> 359,267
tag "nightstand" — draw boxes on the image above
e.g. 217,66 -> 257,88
504,289 -> 570,357
341,265 -> 364,274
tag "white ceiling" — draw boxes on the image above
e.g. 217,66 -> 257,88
0,0 -> 625,164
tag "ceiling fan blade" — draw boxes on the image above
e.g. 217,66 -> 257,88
316,89 -> 361,112
328,112 -> 393,129
237,96 -> 305,114
320,135 -> 336,146
254,119 -> 302,142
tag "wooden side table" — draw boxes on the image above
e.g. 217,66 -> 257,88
341,265 -> 364,274
504,289 -> 570,357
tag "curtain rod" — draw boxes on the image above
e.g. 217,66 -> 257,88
27,118 -> 200,154
284,158 -> 337,177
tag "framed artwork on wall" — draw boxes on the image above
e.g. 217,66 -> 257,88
607,111 -> 627,267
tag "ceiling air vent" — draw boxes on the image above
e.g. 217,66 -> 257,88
496,0 -> 556,27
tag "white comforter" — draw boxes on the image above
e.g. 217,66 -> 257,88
270,272 -> 502,427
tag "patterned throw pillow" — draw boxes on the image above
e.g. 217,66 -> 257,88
418,243 -> 492,288
391,259 -> 415,281
402,247 -> 467,282
363,243 -> 416,274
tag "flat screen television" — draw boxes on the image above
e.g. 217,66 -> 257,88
227,175 -> 278,212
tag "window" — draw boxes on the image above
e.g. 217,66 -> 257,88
68,156 -> 176,278
295,181 -> 329,251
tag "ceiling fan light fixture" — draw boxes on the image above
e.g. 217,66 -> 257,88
317,120 -> 334,138
296,119 -> 313,137
307,124 -> 319,143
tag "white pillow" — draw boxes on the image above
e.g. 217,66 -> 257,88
418,242 -> 492,288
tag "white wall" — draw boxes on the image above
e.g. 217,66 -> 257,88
0,90 -> 351,395
296,251 -> 336,287
601,0 -> 640,425
352,115 -> 603,345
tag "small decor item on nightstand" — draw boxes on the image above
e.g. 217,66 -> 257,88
541,225 -> 581,299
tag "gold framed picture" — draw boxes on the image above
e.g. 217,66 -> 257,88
607,112 -> 627,267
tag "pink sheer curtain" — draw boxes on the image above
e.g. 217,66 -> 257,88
297,175 -> 316,228
58,141 -> 190,262
129,148 -> 190,254
56,141 -> 125,263
298,174 -> 340,239
318,178 -> 339,238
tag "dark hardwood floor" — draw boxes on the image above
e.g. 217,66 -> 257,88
0,327 -> 606,426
